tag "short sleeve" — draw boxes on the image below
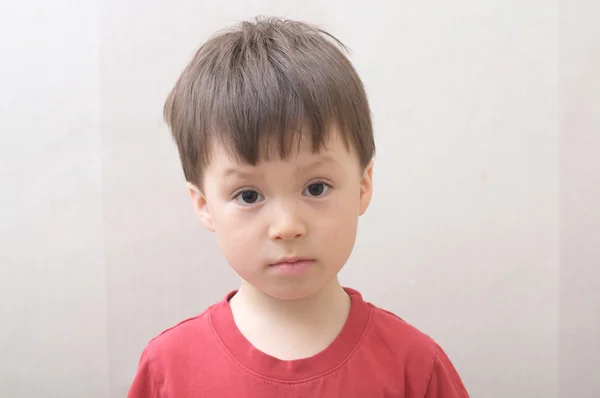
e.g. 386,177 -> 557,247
127,347 -> 161,398
424,345 -> 469,397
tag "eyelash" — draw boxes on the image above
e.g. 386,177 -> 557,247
233,189 -> 264,206
302,181 -> 332,197
232,181 -> 333,206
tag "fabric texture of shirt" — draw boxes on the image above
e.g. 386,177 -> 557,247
128,288 -> 469,397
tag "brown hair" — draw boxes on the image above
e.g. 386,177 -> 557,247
164,16 -> 375,186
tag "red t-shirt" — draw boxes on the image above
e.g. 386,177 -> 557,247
128,288 -> 469,397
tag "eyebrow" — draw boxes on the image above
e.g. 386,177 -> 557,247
222,168 -> 259,180
221,155 -> 339,180
294,156 -> 339,173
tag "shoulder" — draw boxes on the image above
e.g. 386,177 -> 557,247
127,306 -> 218,397
143,305 -> 216,362
361,302 -> 469,397
128,304 -> 222,392
368,303 -> 439,357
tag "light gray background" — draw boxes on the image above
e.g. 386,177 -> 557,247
0,1 -> 598,397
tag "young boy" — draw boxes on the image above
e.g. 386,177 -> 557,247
128,17 -> 469,397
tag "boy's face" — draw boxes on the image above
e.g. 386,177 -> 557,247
189,127 -> 373,300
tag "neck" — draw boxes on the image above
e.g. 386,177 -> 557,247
233,278 -> 349,323
228,278 -> 351,359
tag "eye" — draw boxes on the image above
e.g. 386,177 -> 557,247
234,190 -> 264,205
303,182 -> 331,197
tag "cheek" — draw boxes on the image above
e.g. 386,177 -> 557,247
212,206 -> 262,267
211,202 -> 251,236
314,195 -> 360,256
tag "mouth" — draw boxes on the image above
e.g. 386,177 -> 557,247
269,257 -> 314,275
271,257 -> 311,266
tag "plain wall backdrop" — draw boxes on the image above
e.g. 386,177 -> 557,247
0,1 -> 598,397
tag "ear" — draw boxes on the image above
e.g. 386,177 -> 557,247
359,160 -> 374,216
188,182 -> 215,232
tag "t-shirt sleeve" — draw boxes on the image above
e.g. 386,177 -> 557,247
127,347 -> 161,398
424,344 -> 469,397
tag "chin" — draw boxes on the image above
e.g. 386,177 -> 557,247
261,283 -> 325,301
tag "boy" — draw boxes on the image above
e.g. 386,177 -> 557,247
128,17 -> 469,397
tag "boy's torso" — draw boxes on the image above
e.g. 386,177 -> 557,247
129,289 -> 466,398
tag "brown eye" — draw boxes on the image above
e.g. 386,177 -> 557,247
235,190 -> 263,205
303,182 -> 330,197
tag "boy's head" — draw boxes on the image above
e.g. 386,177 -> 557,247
164,17 -> 375,300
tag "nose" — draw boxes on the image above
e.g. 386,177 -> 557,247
268,201 -> 307,241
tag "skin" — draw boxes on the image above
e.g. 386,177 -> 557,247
188,126 -> 374,360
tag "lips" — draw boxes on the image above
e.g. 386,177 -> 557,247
271,257 -> 312,266
269,257 -> 314,275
